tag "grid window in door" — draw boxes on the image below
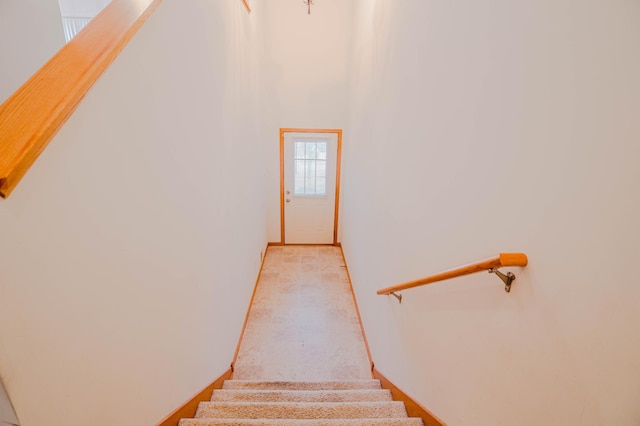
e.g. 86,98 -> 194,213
294,140 -> 327,196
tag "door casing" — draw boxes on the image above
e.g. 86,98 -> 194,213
280,128 -> 342,245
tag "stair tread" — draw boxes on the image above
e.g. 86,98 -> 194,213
196,401 -> 408,419
222,380 -> 382,391
180,418 -> 424,426
212,389 -> 393,402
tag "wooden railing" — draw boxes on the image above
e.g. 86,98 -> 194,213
0,0 -> 163,199
377,253 -> 528,300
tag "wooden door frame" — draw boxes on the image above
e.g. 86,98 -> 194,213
280,128 -> 343,245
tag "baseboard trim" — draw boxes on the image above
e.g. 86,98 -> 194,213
373,368 -> 447,426
267,242 -> 341,247
231,241 -> 270,371
155,368 -> 232,426
339,246 -> 375,374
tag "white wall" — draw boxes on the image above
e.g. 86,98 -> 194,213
0,1 -> 267,425
261,0 -> 355,242
0,0 -> 65,103
342,0 -> 640,425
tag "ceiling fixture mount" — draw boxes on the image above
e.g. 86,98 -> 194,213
303,0 -> 314,14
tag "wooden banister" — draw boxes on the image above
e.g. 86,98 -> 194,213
0,0 -> 163,199
377,253 -> 528,296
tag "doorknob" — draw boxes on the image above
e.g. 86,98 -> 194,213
286,198 -> 291,203
286,190 -> 291,195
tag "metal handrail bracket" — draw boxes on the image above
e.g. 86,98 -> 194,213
488,268 -> 516,293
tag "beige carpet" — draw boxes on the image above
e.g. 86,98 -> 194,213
179,379 -> 424,425
233,246 -> 371,380
179,246 -> 424,425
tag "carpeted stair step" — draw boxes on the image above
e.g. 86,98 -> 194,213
179,419 -> 424,426
195,401 -> 409,419
221,380 -> 382,391
211,389 -> 393,403
178,380 -> 425,426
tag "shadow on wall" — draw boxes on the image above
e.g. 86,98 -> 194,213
0,377 -> 19,426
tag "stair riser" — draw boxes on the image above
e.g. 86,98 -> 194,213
180,419 -> 424,426
196,401 -> 408,419
222,380 -> 382,391
212,389 -> 393,403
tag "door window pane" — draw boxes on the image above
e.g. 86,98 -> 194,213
295,160 -> 306,178
293,140 -> 328,196
306,142 -> 317,159
317,143 -> 327,160
305,160 -> 316,180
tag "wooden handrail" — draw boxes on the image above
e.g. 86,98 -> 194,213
0,0 -> 163,199
377,253 -> 528,295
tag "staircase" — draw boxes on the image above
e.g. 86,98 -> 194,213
178,379 -> 424,425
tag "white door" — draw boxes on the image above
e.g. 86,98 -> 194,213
283,132 -> 338,244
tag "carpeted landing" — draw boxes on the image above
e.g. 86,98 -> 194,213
177,247 -> 424,425
178,379 -> 424,425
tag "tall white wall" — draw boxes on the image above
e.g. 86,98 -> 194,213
261,0 -> 355,242
342,1 -> 640,425
0,0 -> 65,103
0,1 -> 267,425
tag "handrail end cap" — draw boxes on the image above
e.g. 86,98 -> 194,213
499,252 -> 528,266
